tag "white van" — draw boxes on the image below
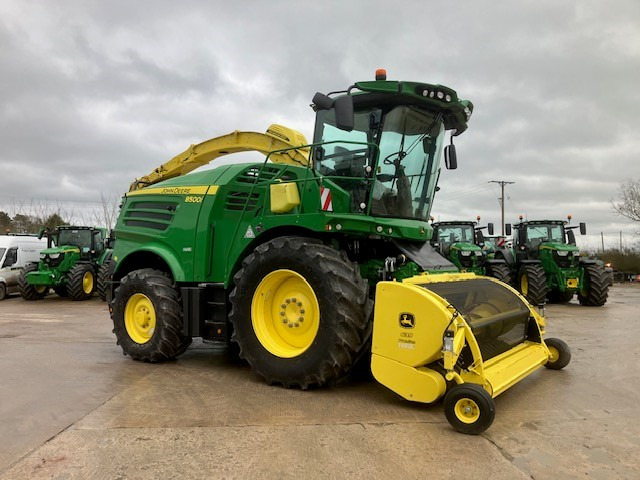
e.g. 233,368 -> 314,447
0,235 -> 48,300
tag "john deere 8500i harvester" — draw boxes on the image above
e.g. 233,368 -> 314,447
107,71 -> 570,434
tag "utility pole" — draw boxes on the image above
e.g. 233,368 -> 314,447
601,232 -> 605,253
489,180 -> 515,235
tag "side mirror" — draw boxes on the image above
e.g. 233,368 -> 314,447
334,96 -> 354,132
505,223 -> 512,236
444,145 -> 457,170
475,230 -> 485,244
487,222 -> 494,236
313,146 -> 324,163
37,227 -> 46,240
567,229 -> 576,245
579,222 -> 586,235
517,227 -> 526,246
312,92 -> 334,111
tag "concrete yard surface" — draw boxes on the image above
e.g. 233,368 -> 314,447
1,285 -> 639,479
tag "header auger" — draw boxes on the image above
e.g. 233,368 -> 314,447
107,71 -> 570,434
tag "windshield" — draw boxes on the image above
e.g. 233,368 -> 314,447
56,229 -> 93,251
435,225 -> 475,245
526,224 -> 565,244
0,248 -> 5,263
371,106 -> 445,220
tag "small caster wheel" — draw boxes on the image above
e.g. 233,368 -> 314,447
443,383 -> 495,435
544,338 -> 571,370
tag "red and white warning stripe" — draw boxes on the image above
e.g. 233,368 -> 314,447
320,186 -> 333,211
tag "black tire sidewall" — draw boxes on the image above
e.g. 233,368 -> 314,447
232,251 -> 346,381
544,337 -> 571,370
111,269 -> 188,361
444,384 -> 495,435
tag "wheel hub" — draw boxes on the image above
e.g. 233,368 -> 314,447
124,293 -> 157,344
252,269 -> 320,358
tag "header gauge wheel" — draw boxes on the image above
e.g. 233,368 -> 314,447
444,383 -> 495,435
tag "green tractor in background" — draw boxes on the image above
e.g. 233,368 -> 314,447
19,225 -> 111,301
495,218 -> 609,306
430,219 -> 512,284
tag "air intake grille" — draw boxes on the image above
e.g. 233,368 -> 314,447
236,166 -> 281,184
123,201 -> 177,231
224,192 -> 260,211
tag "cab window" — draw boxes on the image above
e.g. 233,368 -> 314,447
2,247 -> 17,268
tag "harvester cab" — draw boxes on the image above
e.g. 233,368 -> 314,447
19,225 -> 110,301
497,218 -> 609,306
108,70 -> 571,434
430,220 -> 512,284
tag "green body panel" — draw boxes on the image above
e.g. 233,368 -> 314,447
114,162 -> 433,286
537,242 -> 582,293
26,226 -> 110,288
449,243 -> 486,275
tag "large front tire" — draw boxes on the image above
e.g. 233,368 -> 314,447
486,263 -> 512,286
111,268 -> 191,362
578,264 -> 609,306
18,264 -> 48,300
67,263 -> 96,301
229,237 -> 372,389
517,264 -> 548,305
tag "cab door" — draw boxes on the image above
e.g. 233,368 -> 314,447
1,247 -> 19,287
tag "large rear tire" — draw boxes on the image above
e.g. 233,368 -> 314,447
18,264 -> 48,300
67,264 -> 96,301
517,264 -> 548,305
229,237 -> 372,389
486,263 -> 512,286
111,268 -> 191,362
97,261 -> 110,301
578,264 -> 609,306
0,283 -> 6,301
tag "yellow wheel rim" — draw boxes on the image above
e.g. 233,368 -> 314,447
520,274 -> 529,295
548,346 -> 560,363
35,285 -> 47,293
124,293 -> 157,344
251,269 -> 320,358
82,271 -> 94,294
454,398 -> 481,424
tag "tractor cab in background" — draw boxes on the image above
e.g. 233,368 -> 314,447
429,220 -> 512,283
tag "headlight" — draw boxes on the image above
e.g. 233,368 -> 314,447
572,251 -> 579,256
557,250 -> 569,257
39,253 -> 46,259
474,251 -> 482,256
49,253 -> 61,259
460,250 -> 472,257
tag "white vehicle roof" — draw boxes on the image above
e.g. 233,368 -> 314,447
0,235 -> 48,249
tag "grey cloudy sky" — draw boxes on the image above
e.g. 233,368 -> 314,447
0,0 -> 638,249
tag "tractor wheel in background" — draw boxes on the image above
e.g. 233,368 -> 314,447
444,383 -> 496,435
97,261 -> 110,301
18,264 -> 49,300
517,264 -> 548,305
547,289 -> 574,303
67,264 -> 96,301
544,338 -> 571,370
578,264 -> 609,306
111,268 -> 191,362
0,283 -> 6,301
229,236 -> 372,389
54,285 -> 68,297
486,264 -> 512,286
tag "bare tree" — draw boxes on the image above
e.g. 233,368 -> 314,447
612,179 -> 640,223
87,192 -> 121,230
